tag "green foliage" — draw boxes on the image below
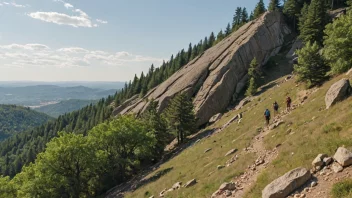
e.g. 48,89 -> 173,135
246,58 -> 261,96
253,0 -> 267,19
246,77 -> 258,96
299,0 -> 330,45
331,179 -> 352,198
268,0 -> 281,11
0,176 -> 16,197
164,93 -> 197,144
298,3 -> 309,33
0,104 -> 52,141
294,41 -> 329,87
323,10 -> 352,74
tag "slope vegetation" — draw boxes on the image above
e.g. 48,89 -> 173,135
34,99 -> 96,117
0,105 -> 52,141
116,53 -> 352,197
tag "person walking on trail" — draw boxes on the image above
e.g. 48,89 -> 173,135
273,101 -> 279,115
286,96 -> 292,111
264,109 -> 271,126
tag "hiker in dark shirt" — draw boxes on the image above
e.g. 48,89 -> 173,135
273,101 -> 279,115
286,96 -> 292,111
264,109 -> 271,126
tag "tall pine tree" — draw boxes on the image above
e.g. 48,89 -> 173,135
253,0 -> 267,19
268,0 -> 281,11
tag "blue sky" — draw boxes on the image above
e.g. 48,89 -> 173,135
0,0 -> 270,81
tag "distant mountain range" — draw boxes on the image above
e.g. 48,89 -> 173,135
0,84 -> 121,106
35,99 -> 96,118
0,81 -> 125,90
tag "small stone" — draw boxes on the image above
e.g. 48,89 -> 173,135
225,148 -> 238,156
312,154 -> 328,167
323,157 -> 333,165
217,165 -> 225,170
172,182 -> 182,190
311,181 -> 317,187
149,196 -> 154,198
183,179 -> 197,188
204,148 -> 212,153
286,128 -> 292,134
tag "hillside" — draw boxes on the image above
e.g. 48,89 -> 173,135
110,51 -> 352,198
0,105 -> 52,141
34,99 -> 96,117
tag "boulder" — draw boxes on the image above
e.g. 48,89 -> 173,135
262,167 -> 311,198
323,157 -> 333,165
183,179 -> 197,188
209,113 -> 223,124
332,162 -> 344,173
225,148 -> 238,156
312,154 -> 328,167
204,148 -> 212,153
333,147 -> 352,167
325,78 -> 351,109
217,165 -> 225,170
219,182 -> 236,191
113,11 -> 291,126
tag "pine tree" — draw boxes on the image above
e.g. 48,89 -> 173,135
298,3 -> 309,33
253,0 -> 267,19
208,32 -> 216,47
323,10 -> 352,74
294,41 -> 329,87
225,23 -> 231,36
283,0 -> 300,30
233,7 -> 243,30
216,30 -> 225,44
245,58 -> 260,96
241,8 -> 249,24
299,0 -> 330,45
268,0 -> 281,11
187,43 -> 192,62
164,93 -> 196,144
249,11 -> 254,21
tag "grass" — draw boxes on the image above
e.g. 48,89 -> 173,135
125,61 -> 352,197
331,179 -> 352,198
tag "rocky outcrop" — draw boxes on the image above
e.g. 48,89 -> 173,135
113,11 -> 291,126
325,78 -> 351,109
209,113 -> 223,124
262,167 -> 311,198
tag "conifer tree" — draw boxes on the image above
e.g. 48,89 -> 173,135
233,7 -> 243,30
164,93 -> 196,144
283,0 -> 300,30
246,58 -> 260,96
253,0 -> 267,19
323,10 -> 352,74
294,41 -> 329,87
241,8 -> 249,24
299,0 -> 330,45
298,3 -> 309,33
268,0 -> 281,11
249,11 -> 254,21
216,30 -> 225,44
225,23 -> 231,36
208,32 -> 216,47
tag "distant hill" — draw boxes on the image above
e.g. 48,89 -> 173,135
0,81 -> 125,90
0,85 -> 118,106
0,105 -> 52,141
35,99 -> 96,118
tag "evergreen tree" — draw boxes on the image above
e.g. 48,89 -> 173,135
187,43 -> 192,62
249,11 -> 254,21
253,0 -> 267,19
283,0 -> 300,30
299,0 -> 330,45
164,93 -> 196,144
233,7 -> 243,30
294,41 -> 329,87
225,23 -> 231,36
216,30 -> 225,44
208,32 -> 216,47
323,10 -> 352,74
246,58 -> 260,96
241,8 -> 249,24
298,3 -> 309,33
268,0 -> 281,11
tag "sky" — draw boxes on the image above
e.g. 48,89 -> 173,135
0,0 -> 270,82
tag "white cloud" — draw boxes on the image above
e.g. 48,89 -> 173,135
64,3 -> 73,9
96,19 -> 108,24
28,11 -> 96,28
2,1 -> 26,8
0,43 -> 164,69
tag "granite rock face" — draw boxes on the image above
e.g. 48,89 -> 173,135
114,11 -> 291,126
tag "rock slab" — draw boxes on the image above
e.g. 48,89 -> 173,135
114,11 -> 291,126
262,167 -> 311,198
184,179 -> 197,188
325,78 -> 351,109
209,113 -> 223,124
333,147 -> 352,167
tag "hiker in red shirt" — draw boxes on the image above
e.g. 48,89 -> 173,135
286,96 -> 292,111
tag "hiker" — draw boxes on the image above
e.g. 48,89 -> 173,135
286,96 -> 292,111
273,101 -> 279,115
264,109 -> 271,126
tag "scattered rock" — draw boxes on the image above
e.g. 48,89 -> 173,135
172,182 -> 182,190
334,147 -> 352,167
235,97 -> 251,110
262,167 -> 311,198
217,165 -> 225,170
219,182 -> 236,191
195,139 -> 201,144
211,182 -> 236,197
325,78 -> 351,109
323,157 -> 333,166
183,179 -> 197,188
312,154 -> 328,167
225,148 -> 238,156
159,188 -> 167,197
311,181 -> 317,187
204,148 -> 212,153
209,113 -> 223,124
332,162 -> 344,173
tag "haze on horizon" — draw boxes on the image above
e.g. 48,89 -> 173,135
0,0 -> 269,82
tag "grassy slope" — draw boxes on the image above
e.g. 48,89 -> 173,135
125,63 -> 352,198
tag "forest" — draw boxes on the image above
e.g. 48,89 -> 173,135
0,0 -> 352,197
